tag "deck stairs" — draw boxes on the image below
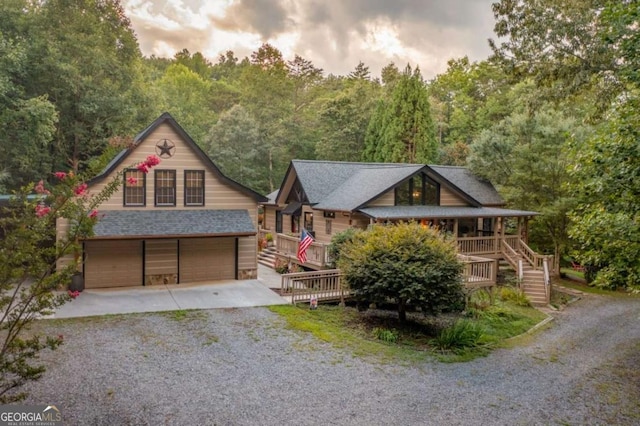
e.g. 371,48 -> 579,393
258,246 -> 277,268
501,240 -> 550,306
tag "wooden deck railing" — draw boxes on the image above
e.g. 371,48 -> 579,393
275,233 -> 327,267
457,237 -> 499,255
281,269 -> 346,304
457,254 -> 497,289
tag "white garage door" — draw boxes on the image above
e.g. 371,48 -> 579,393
179,238 -> 235,283
84,240 -> 143,288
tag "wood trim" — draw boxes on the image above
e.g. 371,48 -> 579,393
84,232 -> 257,241
234,238 -> 239,280
142,240 -> 146,286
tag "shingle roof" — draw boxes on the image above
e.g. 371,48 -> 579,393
91,209 -> 256,239
265,189 -> 279,205
291,160 -> 424,209
429,165 -> 504,206
357,206 -> 538,220
314,165 -> 423,211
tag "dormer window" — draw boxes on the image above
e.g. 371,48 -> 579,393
155,170 -> 176,206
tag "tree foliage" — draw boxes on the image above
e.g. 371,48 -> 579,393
337,223 -> 464,323
206,105 -> 267,192
363,65 -> 437,163
568,100 -> 640,290
468,102 -> 587,270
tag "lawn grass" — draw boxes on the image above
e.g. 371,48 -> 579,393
555,276 -> 638,297
269,296 -> 548,363
268,304 -> 429,363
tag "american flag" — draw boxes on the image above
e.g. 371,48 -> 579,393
297,229 -> 314,263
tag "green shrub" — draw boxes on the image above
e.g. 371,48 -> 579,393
274,258 -> 289,274
431,319 -> 484,352
498,286 -> 531,307
326,228 -> 360,268
337,222 -> 464,323
372,327 -> 399,343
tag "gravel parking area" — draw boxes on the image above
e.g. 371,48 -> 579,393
23,293 -> 640,425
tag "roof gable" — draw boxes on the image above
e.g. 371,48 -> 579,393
89,113 -> 266,202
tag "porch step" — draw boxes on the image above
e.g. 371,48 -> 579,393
521,269 -> 548,305
258,246 -> 278,269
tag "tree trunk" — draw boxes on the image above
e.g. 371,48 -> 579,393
397,298 -> 407,324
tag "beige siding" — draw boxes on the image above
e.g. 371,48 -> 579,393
262,206 -> 278,232
84,240 -> 143,288
312,209 -> 333,245
310,214 -> 355,245
366,189 -> 395,207
180,238 -> 235,282
440,186 -> 471,207
237,236 -> 257,279
145,239 -> 178,285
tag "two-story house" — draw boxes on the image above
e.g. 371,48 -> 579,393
57,113 -> 266,289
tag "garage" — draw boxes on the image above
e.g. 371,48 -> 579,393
179,237 -> 236,283
84,240 -> 143,288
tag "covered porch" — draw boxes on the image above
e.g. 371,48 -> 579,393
263,205 -> 539,270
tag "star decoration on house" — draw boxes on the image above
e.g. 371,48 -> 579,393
155,139 -> 175,158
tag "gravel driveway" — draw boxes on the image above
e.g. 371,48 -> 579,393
23,293 -> 640,425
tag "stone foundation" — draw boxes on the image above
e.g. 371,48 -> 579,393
237,268 -> 257,280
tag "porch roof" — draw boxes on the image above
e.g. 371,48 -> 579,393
357,206 -> 539,220
91,209 -> 256,239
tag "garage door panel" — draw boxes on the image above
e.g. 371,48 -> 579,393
180,238 -> 235,283
85,240 -> 142,288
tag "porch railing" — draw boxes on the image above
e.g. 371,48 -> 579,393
458,254 -> 497,289
281,269 -> 346,304
275,233 -> 328,267
457,236 -> 498,255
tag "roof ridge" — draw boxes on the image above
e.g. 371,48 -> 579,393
293,159 -> 424,168
429,165 -> 467,169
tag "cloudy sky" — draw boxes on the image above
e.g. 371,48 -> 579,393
123,0 -> 498,79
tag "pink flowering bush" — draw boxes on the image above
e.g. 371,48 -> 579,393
0,153 -> 160,403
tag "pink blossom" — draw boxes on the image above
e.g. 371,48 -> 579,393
54,172 -> 67,180
34,180 -> 50,195
127,176 -> 138,185
74,183 -> 88,196
67,290 -> 80,299
35,204 -> 51,218
136,162 -> 149,174
145,155 -> 161,167
88,209 -> 98,218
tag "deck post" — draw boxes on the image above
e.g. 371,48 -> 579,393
494,217 -> 500,254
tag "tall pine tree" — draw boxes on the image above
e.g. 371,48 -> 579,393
362,65 -> 437,163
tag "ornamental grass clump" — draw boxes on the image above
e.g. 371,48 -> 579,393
431,319 -> 484,352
